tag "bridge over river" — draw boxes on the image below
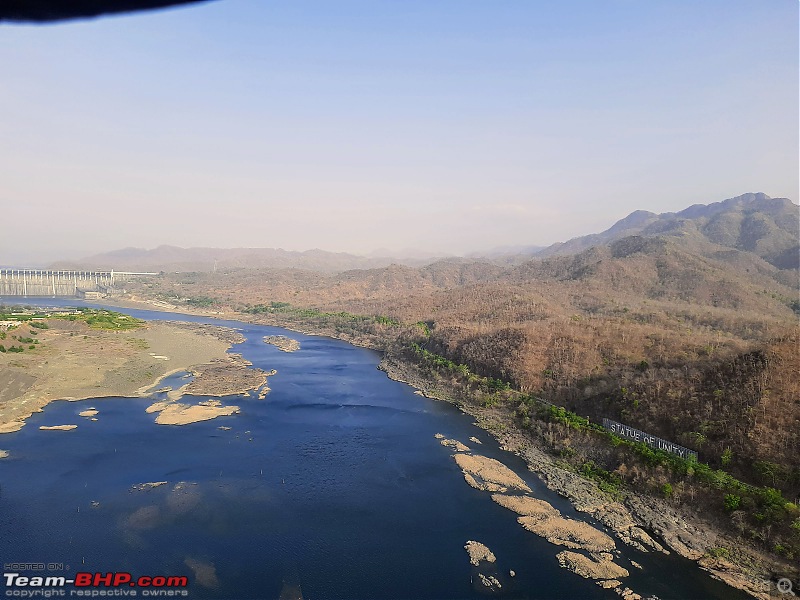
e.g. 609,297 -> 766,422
0,269 -> 156,297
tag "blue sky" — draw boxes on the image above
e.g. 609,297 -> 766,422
1,0 -> 797,263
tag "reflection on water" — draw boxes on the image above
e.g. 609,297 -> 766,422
0,300 -> 752,599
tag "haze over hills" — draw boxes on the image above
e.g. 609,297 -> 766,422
52,193 -> 798,276
165,230 -> 797,323
465,244 -> 548,264
51,245 -> 441,273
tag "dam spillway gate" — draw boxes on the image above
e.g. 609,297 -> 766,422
0,269 -> 154,297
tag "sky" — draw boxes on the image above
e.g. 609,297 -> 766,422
1,0 -> 797,264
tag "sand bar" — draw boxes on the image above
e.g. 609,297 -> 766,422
518,515 -> 616,552
152,402 -> 240,426
453,454 -> 532,493
491,494 -> 560,519
557,550 -> 629,580
263,335 -> 300,352
146,400 -> 172,414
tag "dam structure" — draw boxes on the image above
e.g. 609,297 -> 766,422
0,269 -> 156,297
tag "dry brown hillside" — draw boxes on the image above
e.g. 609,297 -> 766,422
117,195 -> 800,567
120,196 -> 799,499
131,231 -> 798,489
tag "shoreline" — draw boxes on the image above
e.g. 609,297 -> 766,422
377,356 -> 787,600
135,367 -> 191,396
0,318 -> 263,433
13,296 -> 792,597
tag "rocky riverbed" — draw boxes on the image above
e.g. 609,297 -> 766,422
380,356 -> 785,599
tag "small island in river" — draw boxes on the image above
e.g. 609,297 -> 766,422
263,335 -> 300,352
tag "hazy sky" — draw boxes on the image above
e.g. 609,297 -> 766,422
2,0 -> 797,264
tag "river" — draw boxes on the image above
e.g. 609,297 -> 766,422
0,300 -> 751,599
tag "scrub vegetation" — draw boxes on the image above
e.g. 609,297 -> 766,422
113,194 -> 800,569
0,307 -> 143,331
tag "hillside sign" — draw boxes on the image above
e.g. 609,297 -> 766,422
602,418 -> 698,461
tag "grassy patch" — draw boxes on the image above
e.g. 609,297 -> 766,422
126,337 -> 150,350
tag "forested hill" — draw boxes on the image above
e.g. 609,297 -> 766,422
535,192 -> 799,270
124,193 -> 799,568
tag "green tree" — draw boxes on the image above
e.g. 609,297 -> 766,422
721,448 -> 733,467
662,483 -> 674,498
754,461 -> 784,487
724,494 -> 741,511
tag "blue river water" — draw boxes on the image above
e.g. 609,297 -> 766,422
0,299 -> 751,600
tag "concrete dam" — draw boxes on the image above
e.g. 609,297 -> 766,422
0,269 -> 155,297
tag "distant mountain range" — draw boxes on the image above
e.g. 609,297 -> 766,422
54,193 -> 798,274
133,193 -> 797,319
536,192 -> 799,270
51,246 -> 437,273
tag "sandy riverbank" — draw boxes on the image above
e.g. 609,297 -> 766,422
0,318 -> 266,433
